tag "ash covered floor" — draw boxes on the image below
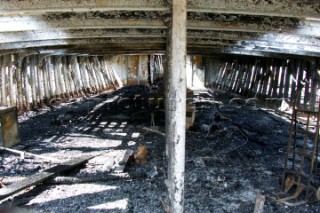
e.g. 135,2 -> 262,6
0,86 -> 320,213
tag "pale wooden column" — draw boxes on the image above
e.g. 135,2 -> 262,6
165,0 -> 187,212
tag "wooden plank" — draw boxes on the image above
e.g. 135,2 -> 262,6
247,60 -> 257,94
212,63 -> 223,88
283,60 -> 290,99
0,154 -> 95,200
242,61 -> 251,96
261,59 -> 271,96
113,149 -> 133,173
296,59 -> 304,105
275,60 -> 282,97
224,62 -> 232,90
235,63 -> 244,93
267,60 -> 275,97
42,57 -> 50,103
256,60 -> 266,96
279,60 -> 286,98
65,56 -> 76,97
310,63 -> 318,109
304,61 -> 311,108
219,62 -> 230,89
128,55 -> 140,85
61,56 -> 70,99
37,55 -> 44,106
228,60 -> 237,91
252,62 -> 260,96
218,62 -> 228,89
289,59 -> 299,101
231,67 -> 240,92
253,194 -> 266,213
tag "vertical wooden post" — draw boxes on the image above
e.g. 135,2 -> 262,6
229,60 -> 238,92
93,56 -> 106,91
166,0 -> 187,212
284,60 -> 290,99
253,64 -> 262,97
62,56 -> 71,99
235,63 -> 244,93
101,57 -> 112,88
46,57 -> 55,100
57,56 -> 66,99
249,59 -> 259,96
24,56 -> 32,111
66,56 -> 76,97
82,57 -> 96,93
296,59 -> 304,105
149,54 -> 154,85
262,59 -> 270,96
79,57 -> 88,93
303,60 -> 311,108
310,60 -> 317,109
271,60 -> 280,98
0,55 -> 2,106
30,55 -> 37,108
8,54 -> 15,106
212,63 -> 222,87
1,55 -> 7,106
37,55 -> 45,106
42,57 -> 50,104
53,56 -> 60,97
88,57 -> 100,92
15,55 -> 24,112
279,60 -> 286,98
71,56 -> 84,96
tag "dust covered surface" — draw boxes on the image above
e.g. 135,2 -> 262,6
0,86 -> 319,213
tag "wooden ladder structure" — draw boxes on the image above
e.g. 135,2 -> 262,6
279,80 -> 320,206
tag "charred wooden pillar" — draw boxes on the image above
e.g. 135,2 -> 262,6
165,0 -> 187,212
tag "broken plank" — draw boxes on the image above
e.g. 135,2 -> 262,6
0,146 -> 62,163
0,154 -> 94,200
46,173 -> 130,185
141,127 -> 165,136
114,149 -> 133,173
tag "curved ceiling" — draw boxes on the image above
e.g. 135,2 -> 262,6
0,0 -> 320,57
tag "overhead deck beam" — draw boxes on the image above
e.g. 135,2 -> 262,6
1,29 -> 319,49
0,16 -> 167,32
1,0 -> 319,18
1,12 -> 318,35
1,37 -> 320,57
0,0 -> 319,57
0,0 -> 168,11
